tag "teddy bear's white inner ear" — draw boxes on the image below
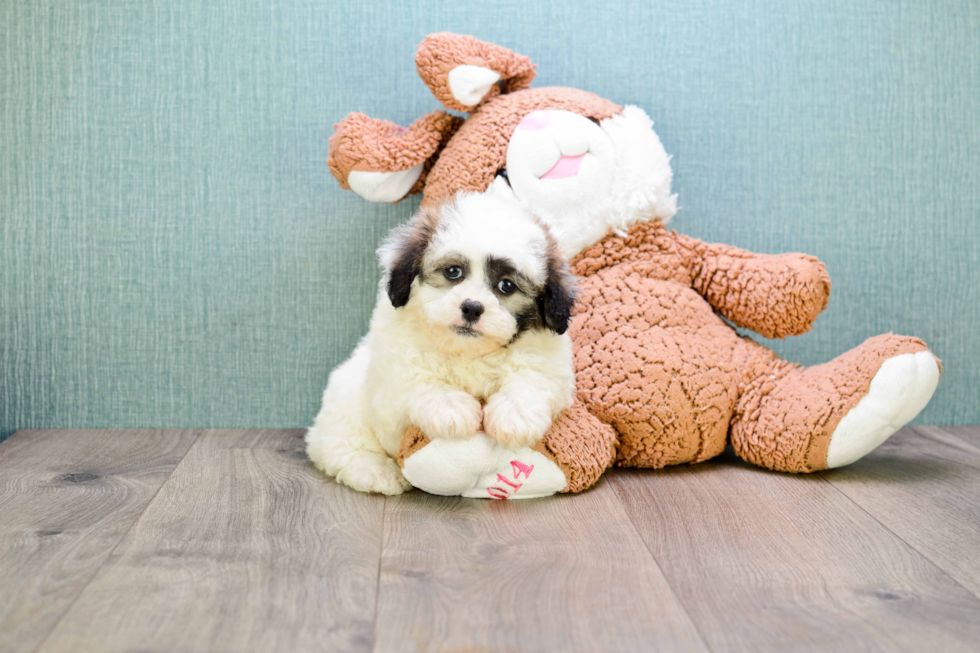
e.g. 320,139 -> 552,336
347,163 -> 424,203
447,65 -> 501,108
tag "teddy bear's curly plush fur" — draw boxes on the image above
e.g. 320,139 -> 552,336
324,33 -> 940,498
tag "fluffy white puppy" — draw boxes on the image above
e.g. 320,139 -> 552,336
306,192 -> 578,495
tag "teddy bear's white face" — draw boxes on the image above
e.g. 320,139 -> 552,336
493,106 -> 678,259
505,110 -> 617,214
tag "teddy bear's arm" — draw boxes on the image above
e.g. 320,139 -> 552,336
673,234 -> 831,339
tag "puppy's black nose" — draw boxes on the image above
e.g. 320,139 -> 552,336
460,300 -> 484,323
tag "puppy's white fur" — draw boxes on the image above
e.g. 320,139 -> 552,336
306,193 -> 576,495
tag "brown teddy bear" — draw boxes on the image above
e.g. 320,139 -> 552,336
326,32 -> 940,498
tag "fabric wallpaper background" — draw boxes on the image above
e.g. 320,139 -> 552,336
2,0 -> 978,440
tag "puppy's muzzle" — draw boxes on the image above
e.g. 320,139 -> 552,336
460,300 -> 484,323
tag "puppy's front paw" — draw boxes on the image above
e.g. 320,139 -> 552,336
334,450 -> 412,496
413,390 -> 483,440
483,393 -> 552,450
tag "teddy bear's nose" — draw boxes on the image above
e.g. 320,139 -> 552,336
518,110 -> 554,131
460,300 -> 484,323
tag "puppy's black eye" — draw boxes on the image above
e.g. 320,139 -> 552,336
497,279 -> 517,295
444,266 -> 463,281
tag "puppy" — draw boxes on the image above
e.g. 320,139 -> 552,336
306,192 -> 577,495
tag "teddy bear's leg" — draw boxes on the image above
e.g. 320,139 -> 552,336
397,400 -> 617,498
534,401 -> 618,493
397,427 -> 567,499
730,334 -> 940,473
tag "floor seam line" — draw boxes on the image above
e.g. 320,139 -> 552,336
607,473 -> 718,653
816,467 -> 980,604
370,495 -> 387,653
913,425 -> 980,458
27,428 -> 205,653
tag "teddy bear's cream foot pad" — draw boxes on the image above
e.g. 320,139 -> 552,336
826,351 -> 940,468
401,433 -> 567,499
347,164 -> 424,203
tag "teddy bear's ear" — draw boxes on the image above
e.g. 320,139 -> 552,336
416,33 -> 536,112
328,111 -> 463,203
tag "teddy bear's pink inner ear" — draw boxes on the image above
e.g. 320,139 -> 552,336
447,65 -> 502,108
327,111 -> 463,203
416,32 -> 536,112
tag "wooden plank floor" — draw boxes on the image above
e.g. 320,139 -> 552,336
1,427 -> 979,653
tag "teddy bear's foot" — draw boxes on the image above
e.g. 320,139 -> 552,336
399,431 -> 567,499
731,333 -> 940,473
397,401 -> 618,498
826,350 -> 939,468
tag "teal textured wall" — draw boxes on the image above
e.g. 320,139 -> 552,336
2,0 -> 978,440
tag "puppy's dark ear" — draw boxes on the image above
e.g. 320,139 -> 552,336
386,249 -> 420,309
539,234 -> 577,334
380,205 -> 441,308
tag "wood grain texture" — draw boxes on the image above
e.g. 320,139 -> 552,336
0,429 -> 199,653
373,480 -> 709,653
820,426 -> 980,599
7,428 -> 980,653
610,451 -> 980,653
33,429 -> 384,653
941,426 -> 980,448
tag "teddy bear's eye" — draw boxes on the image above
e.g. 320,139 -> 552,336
497,279 -> 517,295
444,266 -> 463,281
495,168 -> 510,185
